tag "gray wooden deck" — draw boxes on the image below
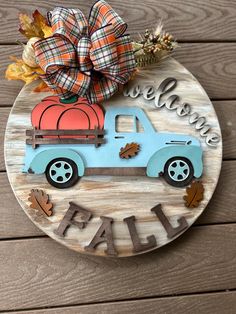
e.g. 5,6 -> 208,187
0,0 -> 236,313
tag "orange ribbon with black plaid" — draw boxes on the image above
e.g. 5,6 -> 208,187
34,0 -> 136,103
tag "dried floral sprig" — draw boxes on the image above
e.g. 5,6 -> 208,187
133,23 -> 178,67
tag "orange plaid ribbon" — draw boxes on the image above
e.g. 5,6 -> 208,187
34,0 -> 136,103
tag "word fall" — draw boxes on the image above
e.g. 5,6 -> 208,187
54,202 -> 189,256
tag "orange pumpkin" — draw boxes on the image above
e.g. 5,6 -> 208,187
31,95 -> 104,138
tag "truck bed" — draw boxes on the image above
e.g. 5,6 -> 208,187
26,128 -> 106,149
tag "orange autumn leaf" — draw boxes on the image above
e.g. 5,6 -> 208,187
32,10 -> 52,38
5,56 -> 43,85
19,10 -> 52,39
28,189 -> 53,217
183,181 -> 204,208
119,142 -> 140,159
33,80 -> 52,92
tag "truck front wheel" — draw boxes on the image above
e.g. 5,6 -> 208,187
163,157 -> 194,187
46,158 -> 79,189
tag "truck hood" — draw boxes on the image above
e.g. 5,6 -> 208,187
156,133 -> 201,147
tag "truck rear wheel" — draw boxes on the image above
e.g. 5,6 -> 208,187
163,157 -> 194,187
46,158 -> 79,189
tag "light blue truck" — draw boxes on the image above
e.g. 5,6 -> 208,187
23,107 -> 203,189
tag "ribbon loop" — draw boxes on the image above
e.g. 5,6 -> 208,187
90,24 -> 118,71
34,36 -> 77,73
77,37 -> 93,72
50,7 -> 88,46
88,0 -> 127,38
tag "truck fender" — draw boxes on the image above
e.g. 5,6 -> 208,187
29,149 -> 85,176
146,145 -> 203,178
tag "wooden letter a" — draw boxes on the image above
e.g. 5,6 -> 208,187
85,216 -> 117,256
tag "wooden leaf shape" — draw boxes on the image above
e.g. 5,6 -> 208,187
28,189 -> 53,216
183,181 -> 204,208
119,142 -> 140,159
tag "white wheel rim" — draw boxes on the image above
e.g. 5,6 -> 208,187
168,159 -> 190,182
49,160 -> 73,184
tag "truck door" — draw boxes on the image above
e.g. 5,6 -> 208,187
112,114 -> 144,162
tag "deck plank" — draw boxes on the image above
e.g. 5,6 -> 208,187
174,44 -> 236,100
0,173 -> 43,238
0,225 -> 235,311
3,291 -> 236,314
0,0 -> 236,42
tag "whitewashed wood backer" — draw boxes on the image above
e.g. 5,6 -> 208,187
4,58 -> 222,257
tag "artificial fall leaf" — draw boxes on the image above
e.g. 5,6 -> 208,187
28,189 -> 53,217
33,80 -> 52,92
32,10 -> 53,38
5,56 -> 44,84
19,10 -> 52,39
183,181 -> 204,208
119,142 -> 140,159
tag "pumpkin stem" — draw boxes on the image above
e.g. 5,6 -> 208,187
60,95 -> 78,104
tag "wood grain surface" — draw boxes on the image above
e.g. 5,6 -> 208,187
3,291 -> 236,314
0,160 -> 235,240
0,224 -> 236,311
1,0 -> 236,42
0,0 -> 235,312
4,58 -> 222,257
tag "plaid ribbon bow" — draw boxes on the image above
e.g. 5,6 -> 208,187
34,0 -> 136,103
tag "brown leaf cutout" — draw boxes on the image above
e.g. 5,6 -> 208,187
28,189 -> 53,216
119,142 -> 140,159
183,181 -> 204,208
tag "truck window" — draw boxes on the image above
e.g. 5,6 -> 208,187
116,115 -> 144,133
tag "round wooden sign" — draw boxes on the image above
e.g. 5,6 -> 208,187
5,58 -> 222,257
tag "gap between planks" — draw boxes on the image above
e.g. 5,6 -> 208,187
0,290 -> 236,314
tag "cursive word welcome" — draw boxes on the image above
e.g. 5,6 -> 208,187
123,77 -> 220,147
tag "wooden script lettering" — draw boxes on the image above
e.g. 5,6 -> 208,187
123,77 -> 221,147
54,202 -> 92,237
85,216 -> 117,256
